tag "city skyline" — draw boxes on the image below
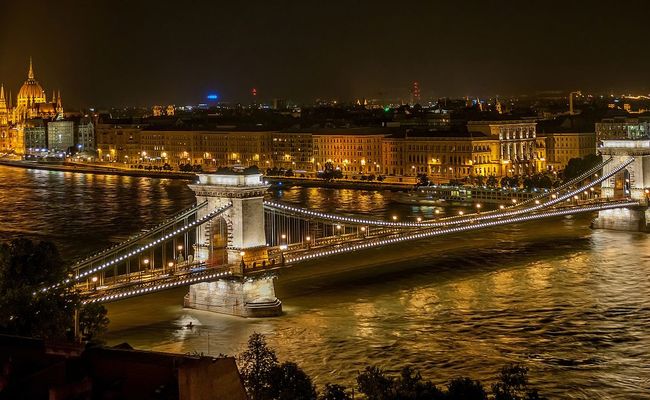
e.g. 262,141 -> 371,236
1,1 -> 650,108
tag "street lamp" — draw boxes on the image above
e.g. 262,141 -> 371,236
177,244 -> 184,263
279,244 -> 288,265
91,276 -> 98,290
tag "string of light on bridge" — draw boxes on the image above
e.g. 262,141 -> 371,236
83,270 -> 233,304
264,156 -> 634,230
284,200 -> 638,264
72,200 -> 209,268
38,203 -> 233,294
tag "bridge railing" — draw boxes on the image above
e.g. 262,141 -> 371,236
83,263 -> 234,304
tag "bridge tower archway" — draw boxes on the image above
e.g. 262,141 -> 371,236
188,172 -> 270,270
613,168 -> 631,199
208,216 -> 230,265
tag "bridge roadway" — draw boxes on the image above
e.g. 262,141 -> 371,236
82,197 -> 638,304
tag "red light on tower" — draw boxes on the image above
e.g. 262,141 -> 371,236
252,88 -> 257,96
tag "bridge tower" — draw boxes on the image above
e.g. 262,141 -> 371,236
184,171 -> 282,317
593,139 -> 650,231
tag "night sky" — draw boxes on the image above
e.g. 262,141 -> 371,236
1,0 -> 648,108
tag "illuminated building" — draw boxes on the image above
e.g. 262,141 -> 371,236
47,120 -> 74,152
23,118 -> 47,153
381,133 -> 500,181
95,123 -> 143,162
0,58 -> 65,154
271,131 -> 313,171
540,132 -> 595,170
596,117 -> 650,141
312,129 -> 384,175
74,117 -> 95,152
13,58 -> 63,123
467,120 -> 542,175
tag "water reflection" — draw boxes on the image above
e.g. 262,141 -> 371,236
0,167 -> 648,398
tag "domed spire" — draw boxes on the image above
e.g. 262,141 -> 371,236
28,57 -> 34,80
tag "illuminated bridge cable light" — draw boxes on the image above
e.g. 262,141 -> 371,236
285,200 -> 637,264
51,204 -> 233,291
72,200 -> 209,268
264,157 -> 633,230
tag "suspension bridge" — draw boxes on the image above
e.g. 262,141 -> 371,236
42,140 -> 649,317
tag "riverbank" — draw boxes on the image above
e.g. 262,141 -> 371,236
0,159 -> 197,180
0,159 -> 417,191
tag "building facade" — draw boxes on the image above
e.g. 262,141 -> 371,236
312,131 -> 384,174
596,117 -> 650,141
23,118 -> 47,153
96,122 -> 552,181
540,132 -> 596,170
47,120 -> 75,152
75,117 -> 95,152
381,134 -> 501,182
467,120 -> 544,175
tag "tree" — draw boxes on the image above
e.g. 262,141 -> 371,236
238,332 -> 278,400
267,362 -> 317,400
79,302 -> 110,341
356,366 -> 393,400
393,366 -> 444,400
492,364 -> 545,400
562,154 -> 602,182
416,173 -> 429,187
446,377 -> 487,400
487,175 -> 498,187
0,239 -> 109,341
318,162 -> 343,181
319,384 -> 352,400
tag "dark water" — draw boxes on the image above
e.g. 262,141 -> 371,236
1,165 -> 649,399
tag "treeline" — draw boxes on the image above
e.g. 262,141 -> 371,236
238,333 -> 545,400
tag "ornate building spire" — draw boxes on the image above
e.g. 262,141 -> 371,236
28,57 -> 34,80
0,84 -> 5,103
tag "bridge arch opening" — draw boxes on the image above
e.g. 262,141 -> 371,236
209,216 -> 230,265
613,169 -> 630,199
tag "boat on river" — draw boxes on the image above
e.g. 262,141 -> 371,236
393,185 -> 544,205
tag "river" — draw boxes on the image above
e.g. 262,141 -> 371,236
1,165 -> 648,399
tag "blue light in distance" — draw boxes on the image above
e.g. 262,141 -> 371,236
207,94 -> 219,101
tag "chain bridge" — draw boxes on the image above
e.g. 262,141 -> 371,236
40,140 -> 649,317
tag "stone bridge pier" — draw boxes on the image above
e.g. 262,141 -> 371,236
183,171 -> 282,317
592,139 -> 650,232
